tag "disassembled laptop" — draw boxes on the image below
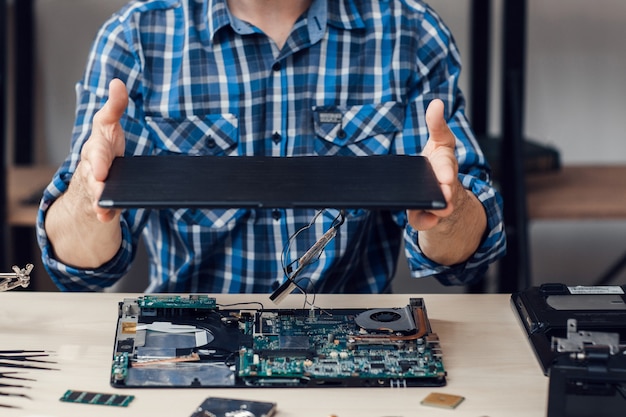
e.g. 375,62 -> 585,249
512,284 -> 626,417
111,295 -> 446,389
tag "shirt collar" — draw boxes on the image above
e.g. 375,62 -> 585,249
326,0 -> 365,31
206,0 -> 365,42
206,0 -> 232,40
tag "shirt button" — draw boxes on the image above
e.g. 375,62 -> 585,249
272,209 -> 282,220
272,132 -> 282,143
272,62 -> 281,71
206,137 -> 216,148
337,129 -> 347,139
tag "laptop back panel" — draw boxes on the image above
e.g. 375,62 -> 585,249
99,155 -> 446,210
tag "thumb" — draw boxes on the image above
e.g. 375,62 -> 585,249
425,99 -> 455,150
423,99 -> 457,187
87,79 -> 128,181
101,78 -> 129,123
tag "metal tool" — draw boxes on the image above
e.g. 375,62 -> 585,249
0,351 -> 55,364
0,372 -> 35,381
0,264 -> 33,292
0,391 -> 32,409
0,349 -> 54,409
0,350 -> 57,370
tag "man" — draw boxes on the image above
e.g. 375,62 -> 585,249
37,0 -> 506,293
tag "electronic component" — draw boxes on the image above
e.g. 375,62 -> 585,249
271,210 -> 345,304
545,319 -> 626,417
190,397 -> 276,417
512,284 -> 626,417
511,283 -> 626,374
60,390 -> 134,407
111,295 -> 446,388
139,294 -> 217,309
420,392 -> 465,409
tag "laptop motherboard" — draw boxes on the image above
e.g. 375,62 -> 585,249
111,295 -> 445,388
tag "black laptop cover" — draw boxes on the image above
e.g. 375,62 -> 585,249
98,155 -> 446,210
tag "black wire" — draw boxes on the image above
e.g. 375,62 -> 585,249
281,210 -> 324,277
293,278 -> 314,308
278,209 -> 346,308
217,301 -> 265,314
281,209 -> 345,279
332,209 -> 346,229
222,351 -> 238,368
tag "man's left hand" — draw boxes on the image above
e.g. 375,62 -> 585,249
407,99 -> 487,265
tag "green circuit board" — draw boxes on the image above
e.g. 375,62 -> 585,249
111,296 -> 445,388
239,309 -> 444,386
137,294 -> 217,309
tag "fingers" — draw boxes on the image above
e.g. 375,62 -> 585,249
407,209 -> 440,231
71,157 -> 117,222
74,79 -> 128,222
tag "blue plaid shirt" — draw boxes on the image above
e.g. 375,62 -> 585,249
37,0 -> 506,293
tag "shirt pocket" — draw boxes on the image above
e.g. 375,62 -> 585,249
145,114 -> 238,156
171,207 -> 249,231
146,114 -> 245,228
312,102 -> 405,155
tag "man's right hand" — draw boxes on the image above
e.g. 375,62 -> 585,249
44,79 -> 128,269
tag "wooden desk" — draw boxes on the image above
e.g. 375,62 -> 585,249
7,165 -> 56,226
526,165 -> 626,219
0,293 -> 548,416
